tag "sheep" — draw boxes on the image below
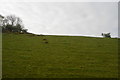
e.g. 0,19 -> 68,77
42,38 -> 48,43
43,39 -> 47,40
44,41 -> 48,44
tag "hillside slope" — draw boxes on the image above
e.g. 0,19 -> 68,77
2,33 -> 118,78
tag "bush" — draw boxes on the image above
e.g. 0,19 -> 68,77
102,33 -> 111,38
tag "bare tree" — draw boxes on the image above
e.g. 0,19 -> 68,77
6,15 -> 23,27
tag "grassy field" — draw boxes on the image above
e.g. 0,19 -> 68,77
2,33 -> 118,78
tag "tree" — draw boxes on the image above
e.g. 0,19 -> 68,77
0,15 -> 4,18
0,14 -> 4,33
1,14 -> 26,33
0,15 -> 4,26
101,33 -> 111,38
6,15 -> 16,26
21,29 -> 28,34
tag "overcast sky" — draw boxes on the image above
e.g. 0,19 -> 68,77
0,1 -> 118,37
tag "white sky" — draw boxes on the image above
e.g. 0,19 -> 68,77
0,0 -> 119,37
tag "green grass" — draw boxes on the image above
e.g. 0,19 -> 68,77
2,33 -> 118,78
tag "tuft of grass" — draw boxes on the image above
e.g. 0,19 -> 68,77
2,33 -> 118,78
